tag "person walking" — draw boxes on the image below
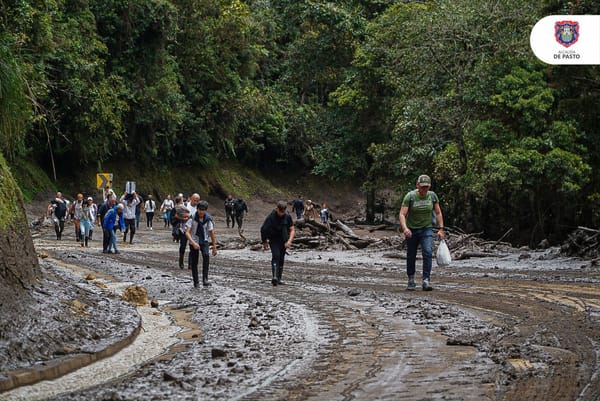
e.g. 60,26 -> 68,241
292,195 -> 304,220
224,194 -> 236,228
303,199 -> 317,221
261,201 -> 295,286
102,203 -> 125,254
234,197 -> 248,232
175,193 -> 199,269
398,174 -> 445,291
47,192 -> 68,240
144,195 -> 156,230
86,197 -> 98,240
98,195 -> 116,253
185,200 -> 217,287
120,192 -> 140,244
160,194 -> 174,228
320,202 -> 332,226
70,193 -> 85,242
135,194 -> 144,229
79,197 -> 95,247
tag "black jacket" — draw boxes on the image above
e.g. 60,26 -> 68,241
261,210 -> 294,243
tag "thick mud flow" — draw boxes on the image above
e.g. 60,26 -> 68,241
2,213 -> 600,401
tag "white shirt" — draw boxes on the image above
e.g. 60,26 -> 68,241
145,199 -> 156,212
120,195 -> 140,219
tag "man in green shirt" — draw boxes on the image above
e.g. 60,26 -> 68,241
399,174 -> 445,291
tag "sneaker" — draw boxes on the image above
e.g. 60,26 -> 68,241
407,277 -> 416,291
150,227 -> 153,231
422,278 -> 433,291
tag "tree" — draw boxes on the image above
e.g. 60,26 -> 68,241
0,41 -> 40,299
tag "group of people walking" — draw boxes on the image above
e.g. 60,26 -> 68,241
291,196 -> 332,225
223,194 -> 248,231
46,173 -> 444,291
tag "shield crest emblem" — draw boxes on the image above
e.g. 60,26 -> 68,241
555,20 -> 579,48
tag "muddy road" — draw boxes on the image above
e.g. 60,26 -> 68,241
3,212 -> 600,401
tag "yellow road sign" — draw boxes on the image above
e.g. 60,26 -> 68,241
96,173 -> 113,189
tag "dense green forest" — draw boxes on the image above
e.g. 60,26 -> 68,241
1,0 -> 599,245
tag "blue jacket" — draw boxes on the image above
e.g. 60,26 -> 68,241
102,206 -> 125,231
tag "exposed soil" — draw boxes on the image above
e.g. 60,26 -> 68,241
2,196 -> 600,401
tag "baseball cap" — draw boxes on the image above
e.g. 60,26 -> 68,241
87,197 -> 93,201
417,175 -> 431,187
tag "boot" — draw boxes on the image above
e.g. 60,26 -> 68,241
407,275 -> 416,291
271,263 -> 278,286
76,229 -> 81,242
202,263 -> 210,286
179,254 -> 184,269
277,267 -> 284,285
84,237 -> 89,247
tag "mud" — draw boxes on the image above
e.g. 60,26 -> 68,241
2,205 -> 600,401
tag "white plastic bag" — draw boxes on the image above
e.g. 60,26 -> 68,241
436,239 -> 451,267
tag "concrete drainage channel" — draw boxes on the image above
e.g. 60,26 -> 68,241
0,261 -> 183,401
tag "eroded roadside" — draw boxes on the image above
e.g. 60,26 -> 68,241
3,222 -> 600,400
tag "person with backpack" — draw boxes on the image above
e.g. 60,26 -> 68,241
46,192 -> 68,240
185,200 -> 217,287
261,201 -> 296,286
144,195 -> 156,230
399,174 -> 445,291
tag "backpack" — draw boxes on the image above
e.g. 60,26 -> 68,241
55,201 -> 67,219
408,190 -> 438,227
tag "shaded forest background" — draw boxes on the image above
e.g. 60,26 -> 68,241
1,0 -> 599,246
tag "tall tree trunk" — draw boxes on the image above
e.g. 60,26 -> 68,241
0,155 -> 39,297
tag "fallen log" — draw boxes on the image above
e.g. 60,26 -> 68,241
304,219 -> 331,232
368,224 -> 389,232
335,220 -> 359,239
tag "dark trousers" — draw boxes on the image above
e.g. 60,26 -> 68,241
123,218 -> 136,243
146,212 -> 154,228
235,213 -> 244,230
54,220 -> 65,239
102,228 -> 110,251
406,227 -> 434,280
226,210 -> 235,227
189,243 -> 210,286
269,240 -> 286,281
178,235 -> 188,268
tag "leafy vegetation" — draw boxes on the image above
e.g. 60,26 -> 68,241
1,0 -> 599,245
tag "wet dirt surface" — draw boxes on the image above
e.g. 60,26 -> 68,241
3,208 -> 600,401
